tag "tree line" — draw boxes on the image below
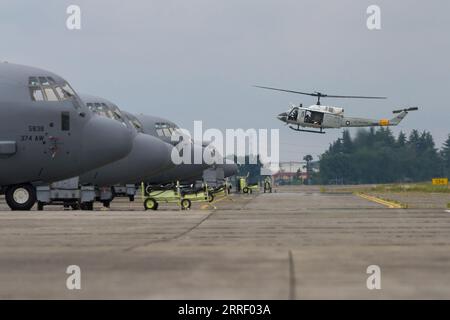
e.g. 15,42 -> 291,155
318,128 -> 450,184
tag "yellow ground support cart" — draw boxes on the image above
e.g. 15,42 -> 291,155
208,181 -> 231,199
238,176 -> 259,194
141,182 -> 213,211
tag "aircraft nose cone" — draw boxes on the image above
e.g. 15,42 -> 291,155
277,112 -> 288,122
133,134 -> 174,176
222,159 -> 238,177
80,115 -> 133,171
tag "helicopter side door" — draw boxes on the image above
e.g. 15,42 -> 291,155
303,110 -> 324,127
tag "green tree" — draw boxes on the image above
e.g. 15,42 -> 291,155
441,135 -> 450,178
318,128 -> 444,184
303,155 -> 313,185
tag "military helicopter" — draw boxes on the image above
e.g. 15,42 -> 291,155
255,85 -> 418,134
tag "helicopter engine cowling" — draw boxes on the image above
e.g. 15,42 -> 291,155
309,105 -> 344,115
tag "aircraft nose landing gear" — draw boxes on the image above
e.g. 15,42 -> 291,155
5,184 -> 37,211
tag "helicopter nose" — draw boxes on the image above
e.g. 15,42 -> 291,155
80,115 -> 133,171
277,112 -> 288,122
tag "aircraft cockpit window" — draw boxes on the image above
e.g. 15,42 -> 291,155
61,84 -> 75,97
155,122 -> 177,138
28,77 -> 80,108
38,77 -> 50,86
124,114 -> 144,133
30,87 -> 44,101
54,86 -> 67,100
87,102 -> 108,118
44,87 -> 59,101
28,77 -> 39,86
162,128 -> 171,136
109,104 -> 128,127
86,102 -> 128,127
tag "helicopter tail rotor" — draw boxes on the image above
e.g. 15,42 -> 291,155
392,107 -> 419,114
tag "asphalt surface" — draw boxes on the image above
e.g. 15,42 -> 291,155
0,186 -> 450,299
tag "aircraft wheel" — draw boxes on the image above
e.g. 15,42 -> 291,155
181,199 -> 191,210
80,202 -> 94,211
129,195 -> 135,202
208,194 -> 214,203
242,187 -> 249,194
5,184 -> 36,211
37,201 -> 45,211
144,198 -> 158,211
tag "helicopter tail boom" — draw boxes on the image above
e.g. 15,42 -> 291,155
341,107 -> 418,128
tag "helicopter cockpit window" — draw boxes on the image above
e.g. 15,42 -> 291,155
288,108 -> 299,121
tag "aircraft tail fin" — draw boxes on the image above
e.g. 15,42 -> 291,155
389,107 -> 418,125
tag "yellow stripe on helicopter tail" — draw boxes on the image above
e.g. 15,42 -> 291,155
379,119 -> 390,126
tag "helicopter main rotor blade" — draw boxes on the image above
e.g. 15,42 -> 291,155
324,94 -> 387,99
253,85 -> 318,97
254,85 -> 387,100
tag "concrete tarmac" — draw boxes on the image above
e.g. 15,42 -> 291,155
0,186 -> 450,299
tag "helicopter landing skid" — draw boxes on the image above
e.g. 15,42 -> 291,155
289,125 -> 326,134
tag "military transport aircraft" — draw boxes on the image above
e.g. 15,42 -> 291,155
0,62 -> 133,210
36,97 -> 237,210
80,95 -> 174,188
255,85 -> 418,134
134,113 -> 238,185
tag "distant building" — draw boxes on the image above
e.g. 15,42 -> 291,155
269,161 -> 304,184
269,161 -> 319,184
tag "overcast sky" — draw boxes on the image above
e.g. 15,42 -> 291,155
1,0 -> 449,161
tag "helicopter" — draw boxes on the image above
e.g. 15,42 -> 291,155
255,85 -> 418,134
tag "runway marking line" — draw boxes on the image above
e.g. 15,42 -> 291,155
355,192 -> 406,209
199,194 -> 237,210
